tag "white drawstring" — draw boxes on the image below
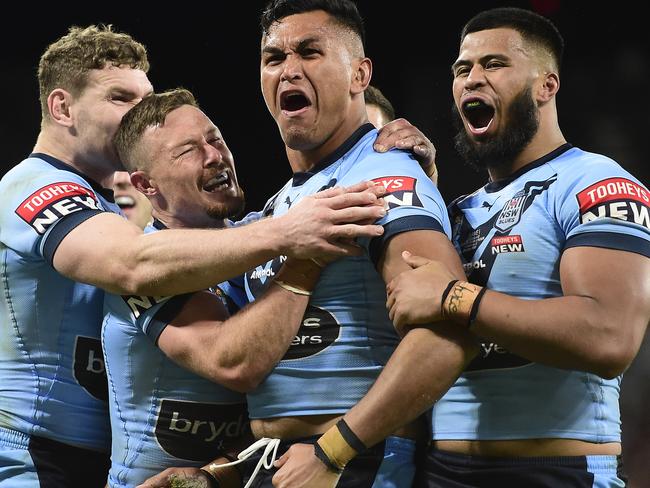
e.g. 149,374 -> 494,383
209,437 -> 281,488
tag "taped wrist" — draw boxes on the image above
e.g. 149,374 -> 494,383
441,280 -> 486,328
315,419 -> 367,472
200,468 -> 221,488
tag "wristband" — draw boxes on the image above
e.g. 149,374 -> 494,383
274,280 -> 312,296
315,419 -> 366,472
200,468 -> 221,488
441,280 -> 485,328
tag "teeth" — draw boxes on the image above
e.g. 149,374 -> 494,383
465,101 -> 482,109
115,195 -> 135,207
204,171 -> 230,191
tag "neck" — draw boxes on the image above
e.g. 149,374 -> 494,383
285,110 -> 368,173
33,127 -> 116,189
151,209 -> 227,230
488,115 -> 566,182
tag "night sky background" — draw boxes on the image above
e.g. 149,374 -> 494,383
3,1 -> 648,484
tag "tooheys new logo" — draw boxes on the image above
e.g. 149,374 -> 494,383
371,176 -> 422,209
155,399 -> 249,461
577,177 -> 650,229
73,336 -> 108,401
15,182 -> 99,233
283,305 -> 341,360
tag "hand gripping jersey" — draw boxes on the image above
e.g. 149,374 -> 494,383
0,153 -> 119,452
243,124 -> 451,419
102,220 -> 248,488
433,144 -> 650,442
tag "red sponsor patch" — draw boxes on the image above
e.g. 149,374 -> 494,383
490,235 -> 522,247
371,176 -> 416,193
576,178 -> 649,213
16,182 -> 96,221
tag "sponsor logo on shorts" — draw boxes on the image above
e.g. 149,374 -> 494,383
283,305 -> 341,360
15,182 -> 100,234
490,235 -> 525,254
73,336 -> 108,401
576,177 -> 650,229
465,341 -> 531,372
371,176 -> 423,209
155,399 -> 249,461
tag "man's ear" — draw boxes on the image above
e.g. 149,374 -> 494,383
351,57 -> 372,95
131,171 -> 156,196
48,89 -> 74,127
537,71 -> 559,103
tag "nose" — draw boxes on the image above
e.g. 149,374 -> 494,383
280,54 -> 303,83
204,143 -> 224,167
465,64 -> 486,90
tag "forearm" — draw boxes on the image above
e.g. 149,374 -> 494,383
343,324 -> 475,447
473,291 -> 639,377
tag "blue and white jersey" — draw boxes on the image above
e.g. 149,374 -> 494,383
243,124 -> 451,419
433,144 -> 650,442
102,221 -> 248,488
0,153 -> 119,452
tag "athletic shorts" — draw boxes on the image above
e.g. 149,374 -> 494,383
242,435 -> 416,488
414,448 -> 627,488
0,426 -> 109,488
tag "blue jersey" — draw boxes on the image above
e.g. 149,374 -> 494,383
433,144 -> 650,442
243,124 -> 451,419
0,153 -> 118,452
102,221 -> 248,488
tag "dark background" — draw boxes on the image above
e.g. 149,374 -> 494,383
3,1 -> 648,485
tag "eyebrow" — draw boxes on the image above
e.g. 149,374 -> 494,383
262,36 -> 320,55
451,53 -> 510,72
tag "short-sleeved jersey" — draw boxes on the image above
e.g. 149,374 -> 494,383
0,153 -> 119,451
102,221 -> 248,488
243,124 -> 451,419
433,144 -> 650,442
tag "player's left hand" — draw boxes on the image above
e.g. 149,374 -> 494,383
374,118 -> 438,185
272,443 -> 341,488
386,251 -> 456,334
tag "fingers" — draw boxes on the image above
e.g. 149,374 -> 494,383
374,118 -> 415,151
330,205 -> 386,224
401,250 -> 431,268
274,451 -> 289,468
313,185 -> 346,199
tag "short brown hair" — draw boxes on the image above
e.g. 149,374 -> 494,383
38,24 -> 149,123
114,88 -> 198,172
364,85 -> 395,122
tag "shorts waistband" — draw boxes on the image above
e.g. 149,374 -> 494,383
429,448 -> 622,468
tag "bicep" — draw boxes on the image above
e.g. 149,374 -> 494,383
378,229 -> 465,283
157,291 -> 229,365
52,212 -> 143,293
560,246 -> 650,326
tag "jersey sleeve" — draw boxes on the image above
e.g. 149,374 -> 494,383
554,155 -> 650,257
0,168 -> 106,263
339,149 -> 452,265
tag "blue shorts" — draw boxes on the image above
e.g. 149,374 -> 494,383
0,426 -> 109,488
414,448 -> 627,488
242,435 -> 416,488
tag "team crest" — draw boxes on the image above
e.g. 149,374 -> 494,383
495,190 -> 526,232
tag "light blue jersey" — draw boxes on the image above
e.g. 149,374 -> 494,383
0,153 -> 118,453
243,124 -> 451,419
433,144 -> 650,442
102,220 -> 248,488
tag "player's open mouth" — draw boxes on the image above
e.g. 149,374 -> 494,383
203,171 -> 231,192
280,90 -> 311,113
462,98 -> 495,134
115,195 -> 136,209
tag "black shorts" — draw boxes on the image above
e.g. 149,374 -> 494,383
414,448 -> 627,488
241,435 -> 416,488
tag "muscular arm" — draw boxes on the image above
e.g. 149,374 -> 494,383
472,247 -> 650,378
342,230 -> 477,447
157,261 -> 319,393
53,184 -> 385,295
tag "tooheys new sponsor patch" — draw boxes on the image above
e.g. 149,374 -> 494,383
577,177 -> 650,229
15,182 -> 100,234
371,176 -> 422,209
